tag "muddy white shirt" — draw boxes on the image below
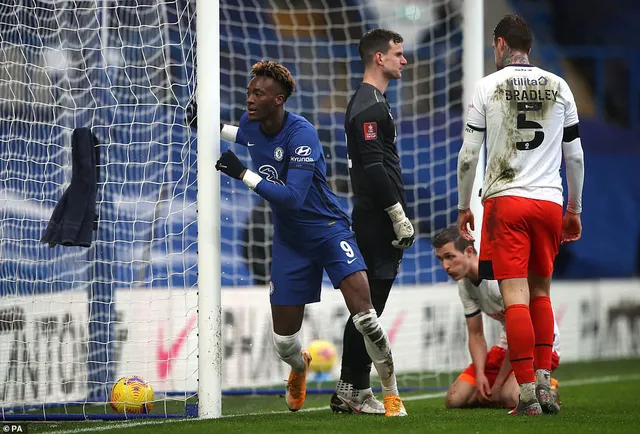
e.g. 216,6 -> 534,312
459,65 -> 580,207
458,278 -> 560,354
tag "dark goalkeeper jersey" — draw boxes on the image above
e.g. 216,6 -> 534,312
344,83 -> 406,215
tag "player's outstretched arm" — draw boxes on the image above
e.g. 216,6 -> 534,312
185,101 -> 248,146
220,123 -> 248,146
457,82 -> 485,241
456,125 -> 483,241
493,349 -> 512,390
466,314 -> 491,401
561,123 -> 584,243
215,149 -> 313,211
457,124 -> 483,212
560,82 -> 584,243
562,124 -> 584,215
250,167 -> 313,210
458,281 -> 490,400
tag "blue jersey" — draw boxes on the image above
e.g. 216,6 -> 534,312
237,112 -> 350,244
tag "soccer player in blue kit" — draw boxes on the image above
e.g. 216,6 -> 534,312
214,60 -> 407,416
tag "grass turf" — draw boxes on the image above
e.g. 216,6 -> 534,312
13,358 -> 640,434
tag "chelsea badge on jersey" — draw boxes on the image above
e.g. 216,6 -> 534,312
274,147 -> 284,161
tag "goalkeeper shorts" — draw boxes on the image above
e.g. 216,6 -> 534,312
352,214 -> 403,280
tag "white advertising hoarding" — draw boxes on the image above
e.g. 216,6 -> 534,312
0,290 -> 89,406
1,280 -> 638,405
113,280 -> 640,392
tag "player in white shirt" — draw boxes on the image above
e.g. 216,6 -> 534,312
433,226 -> 561,410
457,15 -> 584,415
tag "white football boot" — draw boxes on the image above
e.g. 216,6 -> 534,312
330,380 -> 385,415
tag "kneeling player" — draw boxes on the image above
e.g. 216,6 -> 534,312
433,226 -> 560,409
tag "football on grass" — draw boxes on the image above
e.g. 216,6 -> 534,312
110,375 -> 154,414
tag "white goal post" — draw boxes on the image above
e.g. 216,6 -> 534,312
463,0 -> 485,248
195,0 -> 222,420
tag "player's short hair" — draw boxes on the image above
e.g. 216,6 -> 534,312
432,225 -> 476,254
250,60 -> 297,100
493,15 -> 533,53
358,29 -> 404,65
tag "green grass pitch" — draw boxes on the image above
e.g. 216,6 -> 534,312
19,359 -> 640,434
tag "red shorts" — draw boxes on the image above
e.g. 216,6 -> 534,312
479,196 -> 563,280
459,346 -> 560,387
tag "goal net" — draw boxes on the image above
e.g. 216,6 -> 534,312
217,0 -> 466,396
1,0 -> 470,420
0,0 -> 198,419
226,0 -> 464,287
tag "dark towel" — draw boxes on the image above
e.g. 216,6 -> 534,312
41,128 -> 99,248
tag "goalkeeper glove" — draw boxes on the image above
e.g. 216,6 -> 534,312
216,150 -> 246,180
385,202 -> 415,250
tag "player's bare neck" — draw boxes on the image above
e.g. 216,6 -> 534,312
501,47 -> 530,67
362,70 -> 389,95
467,257 -> 480,283
260,109 -> 286,136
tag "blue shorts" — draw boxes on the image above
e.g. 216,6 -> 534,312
269,229 -> 367,306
